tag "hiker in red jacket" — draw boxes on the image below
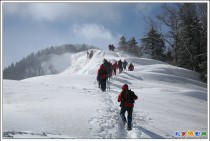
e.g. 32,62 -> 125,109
97,64 -> 108,91
128,63 -> 134,71
118,84 -> 138,130
112,61 -> 117,75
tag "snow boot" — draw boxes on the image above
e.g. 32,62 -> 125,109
127,126 -> 132,131
127,116 -> 132,130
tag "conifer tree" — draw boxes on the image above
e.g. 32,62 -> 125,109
157,3 -> 207,82
118,36 -> 127,51
127,37 -> 140,56
141,27 -> 165,61
197,3 -> 207,82
178,3 -> 204,72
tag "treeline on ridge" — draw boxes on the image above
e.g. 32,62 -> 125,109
3,44 -> 98,80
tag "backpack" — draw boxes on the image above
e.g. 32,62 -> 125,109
99,69 -> 107,80
122,90 -> 135,104
129,64 -> 134,71
130,65 -> 134,71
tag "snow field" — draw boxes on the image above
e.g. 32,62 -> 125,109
2,49 -> 208,139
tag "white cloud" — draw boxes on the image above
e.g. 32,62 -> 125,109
3,3 -> 70,21
3,3 -> 122,22
73,24 -> 112,41
71,24 -> 121,49
27,3 -> 65,21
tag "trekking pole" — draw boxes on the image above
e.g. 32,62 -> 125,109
106,76 -> 109,91
109,77 -> 111,91
107,77 -> 109,91
106,79 -> 108,91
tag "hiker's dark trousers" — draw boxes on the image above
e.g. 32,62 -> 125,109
100,78 -> 106,91
120,104 -> 133,128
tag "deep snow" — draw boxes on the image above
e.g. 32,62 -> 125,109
2,49 -> 208,139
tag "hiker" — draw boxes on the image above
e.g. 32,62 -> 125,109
97,64 -> 108,91
122,60 -> 128,70
107,61 -> 113,78
105,61 -> 112,90
128,63 -> 134,71
111,44 -> 115,51
103,59 -> 112,77
108,44 -> 112,51
118,84 -> 138,130
103,59 -> 109,71
118,59 -> 123,74
89,50 -> 94,58
112,61 -> 118,75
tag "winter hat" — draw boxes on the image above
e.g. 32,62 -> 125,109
122,84 -> 128,90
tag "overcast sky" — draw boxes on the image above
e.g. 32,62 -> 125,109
2,2 -> 165,68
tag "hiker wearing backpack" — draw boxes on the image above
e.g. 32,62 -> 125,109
112,61 -> 117,75
89,50 -> 94,58
122,60 -> 128,70
128,63 -> 134,71
97,64 -> 108,91
118,59 -> 123,74
118,84 -> 138,130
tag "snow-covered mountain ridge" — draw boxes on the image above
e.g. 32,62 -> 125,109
2,49 -> 208,139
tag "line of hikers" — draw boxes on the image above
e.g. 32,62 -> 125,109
97,58 -> 135,92
116,59 -> 134,74
97,59 -> 138,130
108,44 -> 115,51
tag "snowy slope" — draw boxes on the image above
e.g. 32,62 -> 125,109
2,49 -> 208,139
40,53 -> 73,74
